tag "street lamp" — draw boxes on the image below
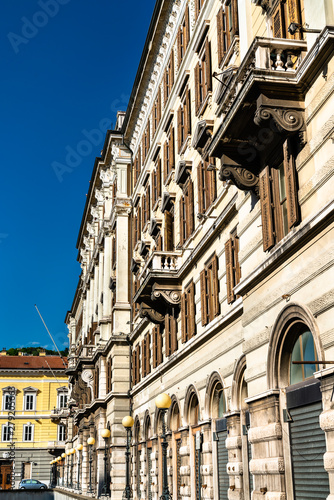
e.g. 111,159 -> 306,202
49,461 -> 53,487
61,453 -> 66,486
56,457 -> 62,487
100,428 -> 111,496
69,448 -> 75,488
65,450 -> 71,487
155,393 -> 172,500
122,416 -> 134,500
76,444 -> 83,491
87,437 -> 96,494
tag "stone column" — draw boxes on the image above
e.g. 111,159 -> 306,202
225,412 -> 243,500
179,428 -> 191,500
201,422 -> 213,500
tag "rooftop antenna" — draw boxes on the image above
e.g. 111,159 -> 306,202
34,304 -> 67,369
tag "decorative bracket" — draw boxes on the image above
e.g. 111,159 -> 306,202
139,302 -> 165,324
175,161 -> 192,186
192,120 -> 214,158
219,164 -> 259,196
149,219 -> 162,237
151,283 -> 182,307
254,95 -> 305,134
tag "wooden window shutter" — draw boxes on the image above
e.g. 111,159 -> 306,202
195,0 -> 199,20
158,325 -> 163,365
283,139 -> 299,229
170,50 -> 175,87
188,180 -> 194,235
147,185 -> 151,221
138,205 -> 142,236
181,293 -> 187,343
234,235 -> 241,286
132,351 -> 136,385
186,89 -> 191,135
200,269 -> 208,326
207,162 -> 217,207
231,0 -> 239,37
146,333 -> 151,375
153,328 -> 157,368
189,281 -> 196,338
197,164 -> 204,214
225,238 -> 235,304
157,157 -> 162,198
170,127 -> 175,170
177,107 -> 182,153
185,5 -> 190,47
179,197 -> 185,245
163,141 -> 168,182
151,172 -> 156,206
158,87 -> 162,122
212,254 -> 220,317
205,39 -> 212,92
286,0 -> 302,39
259,166 -> 275,251
164,71 -> 168,104
136,345 -> 141,383
195,63 -> 200,114
217,8 -> 223,65
147,122 -> 150,151
272,3 -> 284,39
142,339 -> 146,378
165,315 -> 171,357
164,211 -> 174,252
177,28 -> 182,68
171,315 -> 177,353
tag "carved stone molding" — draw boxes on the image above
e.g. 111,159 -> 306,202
139,302 -> 165,324
151,283 -> 182,306
219,165 -> 259,196
254,106 -> 305,134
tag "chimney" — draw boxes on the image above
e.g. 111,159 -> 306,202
0,348 -> 6,356
39,349 -> 46,357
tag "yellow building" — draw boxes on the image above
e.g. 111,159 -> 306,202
0,350 -> 68,489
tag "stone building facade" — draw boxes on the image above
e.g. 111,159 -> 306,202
65,0 -> 334,499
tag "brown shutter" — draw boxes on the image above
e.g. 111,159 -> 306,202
272,3 -> 284,38
189,281 -> 196,338
195,63 -> 200,114
171,315 -> 177,353
188,180 -> 194,235
234,235 -> 241,286
157,157 -> 162,198
157,325 -> 162,365
152,328 -> 157,368
185,5 -> 190,47
197,164 -> 204,214
170,127 -> 175,169
137,345 -> 141,383
132,351 -> 136,385
146,333 -> 151,375
163,141 -> 168,182
170,50 -> 174,87
151,172 -> 155,206
259,166 -> 275,251
200,269 -> 208,326
164,71 -> 168,105
283,139 -> 299,229
186,89 -> 191,135
164,211 -> 174,251
207,162 -> 217,207
179,197 -> 184,246
147,122 -> 150,151
177,107 -> 182,153
225,239 -> 235,304
165,315 -> 170,357
212,254 -> 220,317
205,39 -> 212,92
142,339 -> 146,378
147,185 -> 151,221
181,293 -> 187,343
231,0 -> 239,37
195,0 -> 199,20
286,0 -> 302,39
217,8 -> 223,66
177,28 -> 182,68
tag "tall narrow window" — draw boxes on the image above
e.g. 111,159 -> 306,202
58,424 -> 66,443
2,423 -> 13,442
152,158 -> 162,208
197,159 -> 217,215
195,38 -> 212,115
142,333 -> 151,377
24,391 -> 36,411
164,51 -> 175,104
177,7 -> 190,67
163,127 -> 175,183
225,230 -> 241,304
23,424 -> 34,442
195,0 -> 205,20
271,0 -> 303,40
165,312 -> 178,356
152,326 -> 163,368
164,210 -> 174,252
217,1 -> 238,66
179,179 -> 194,245
290,329 -> 318,385
177,89 -> 191,153
132,345 -> 141,386
200,254 -> 220,325
181,281 -> 196,343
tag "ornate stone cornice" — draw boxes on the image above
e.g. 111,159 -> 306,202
151,283 -> 182,307
219,165 -> 259,196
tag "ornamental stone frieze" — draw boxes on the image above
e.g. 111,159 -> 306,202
151,283 -> 182,307
219,164 -> 259,196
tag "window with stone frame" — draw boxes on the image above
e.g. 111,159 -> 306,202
163,125 -> 175,183
151,157 -> 162,209
2,423 -> 13,442
177,87 -> 191,154
164,50 -> 175,104
141,332 -> 151,378
177,5 -> 190,68
134,149 -> 141,186
164,210 -> 174,252
152,325 -> 163,368
58,424 -> 66,443
259,138 -> 300,251
195,0 -> 205,20
106,357 -> 112,393
225,229 -> 241,304
197,158 -> 217,215
133,204 -> 141,249
23,423 -> 34,442
142,122 -> 150,165
179,178 -> 194,246
194,37 -> 212,116
200,253 -> 220,326
271,0 -> 303,40
142,181 -> 151,229
181,281 -> 196,343
217,0 -> 239,67
132,344 -> 141,386
165,312 -> 178,356
152,89 -> 162,137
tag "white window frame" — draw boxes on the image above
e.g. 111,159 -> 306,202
57,424 -> 66,442
57,392 -> 68,409
23,387 -> 38,412
2,423 -> 13,442
2,387 -> 16,411
23,423 -> 34,442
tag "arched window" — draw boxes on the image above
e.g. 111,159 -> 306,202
210,381 -> 225,418
290,329 -> 319,385
170,402 -> 180,431
189,393 -> 199,426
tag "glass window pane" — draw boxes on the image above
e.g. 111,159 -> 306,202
218,391 -> 225,417
290,335 -> 302,385
303,330 -> 317,379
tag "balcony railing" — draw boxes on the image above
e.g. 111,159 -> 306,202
139,251 -> 183,282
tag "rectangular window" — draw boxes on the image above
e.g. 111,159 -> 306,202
152,157 -> 162,208
58,424 -> 66,442
177,7 -> 190,67
164,52 -> 175,104
271,0 -> 303,40
181,281 -> 196,343
259,139 -> 299,251
23,424 -> 34,442
177,89 -> 191,153
141,333 -> 151,378
179,179 -> 194,245
152,326 -> 163,368
58,393 -> 68,409
197,159 -> 217,215
225,230 -> 241,304
163,127 -> 175,183
200,254 -> 220,325
165,313 -> 178,357
3,393 -> 15,411
195,38 -> 212,115
132,344 -> 141,386
2,424 -> 13,442
24,393 -> 35,411
164,210 -> 174,252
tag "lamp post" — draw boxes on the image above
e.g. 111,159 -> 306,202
56,457 -> 62,487
155,393 -> 172,500
100,428 -> 111,496
122,416 -> 134,500
76,444 -> 83,491
61,453 -> 66,486
69,448 -> 75,488
65,450 -> 71,487
87,437 -> 95,494
49,461 -> 53,487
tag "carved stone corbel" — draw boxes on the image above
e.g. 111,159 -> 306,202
219,165 -> 259,196
151,283 -> 182,307
254,96 -> 305,134
139,302 -> 165,324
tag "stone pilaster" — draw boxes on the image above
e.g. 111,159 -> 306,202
180,428 -> 191,500
201,423 -> 213,500
225,413 -> 244,500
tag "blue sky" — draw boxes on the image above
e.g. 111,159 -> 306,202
0,0 -> 156,351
